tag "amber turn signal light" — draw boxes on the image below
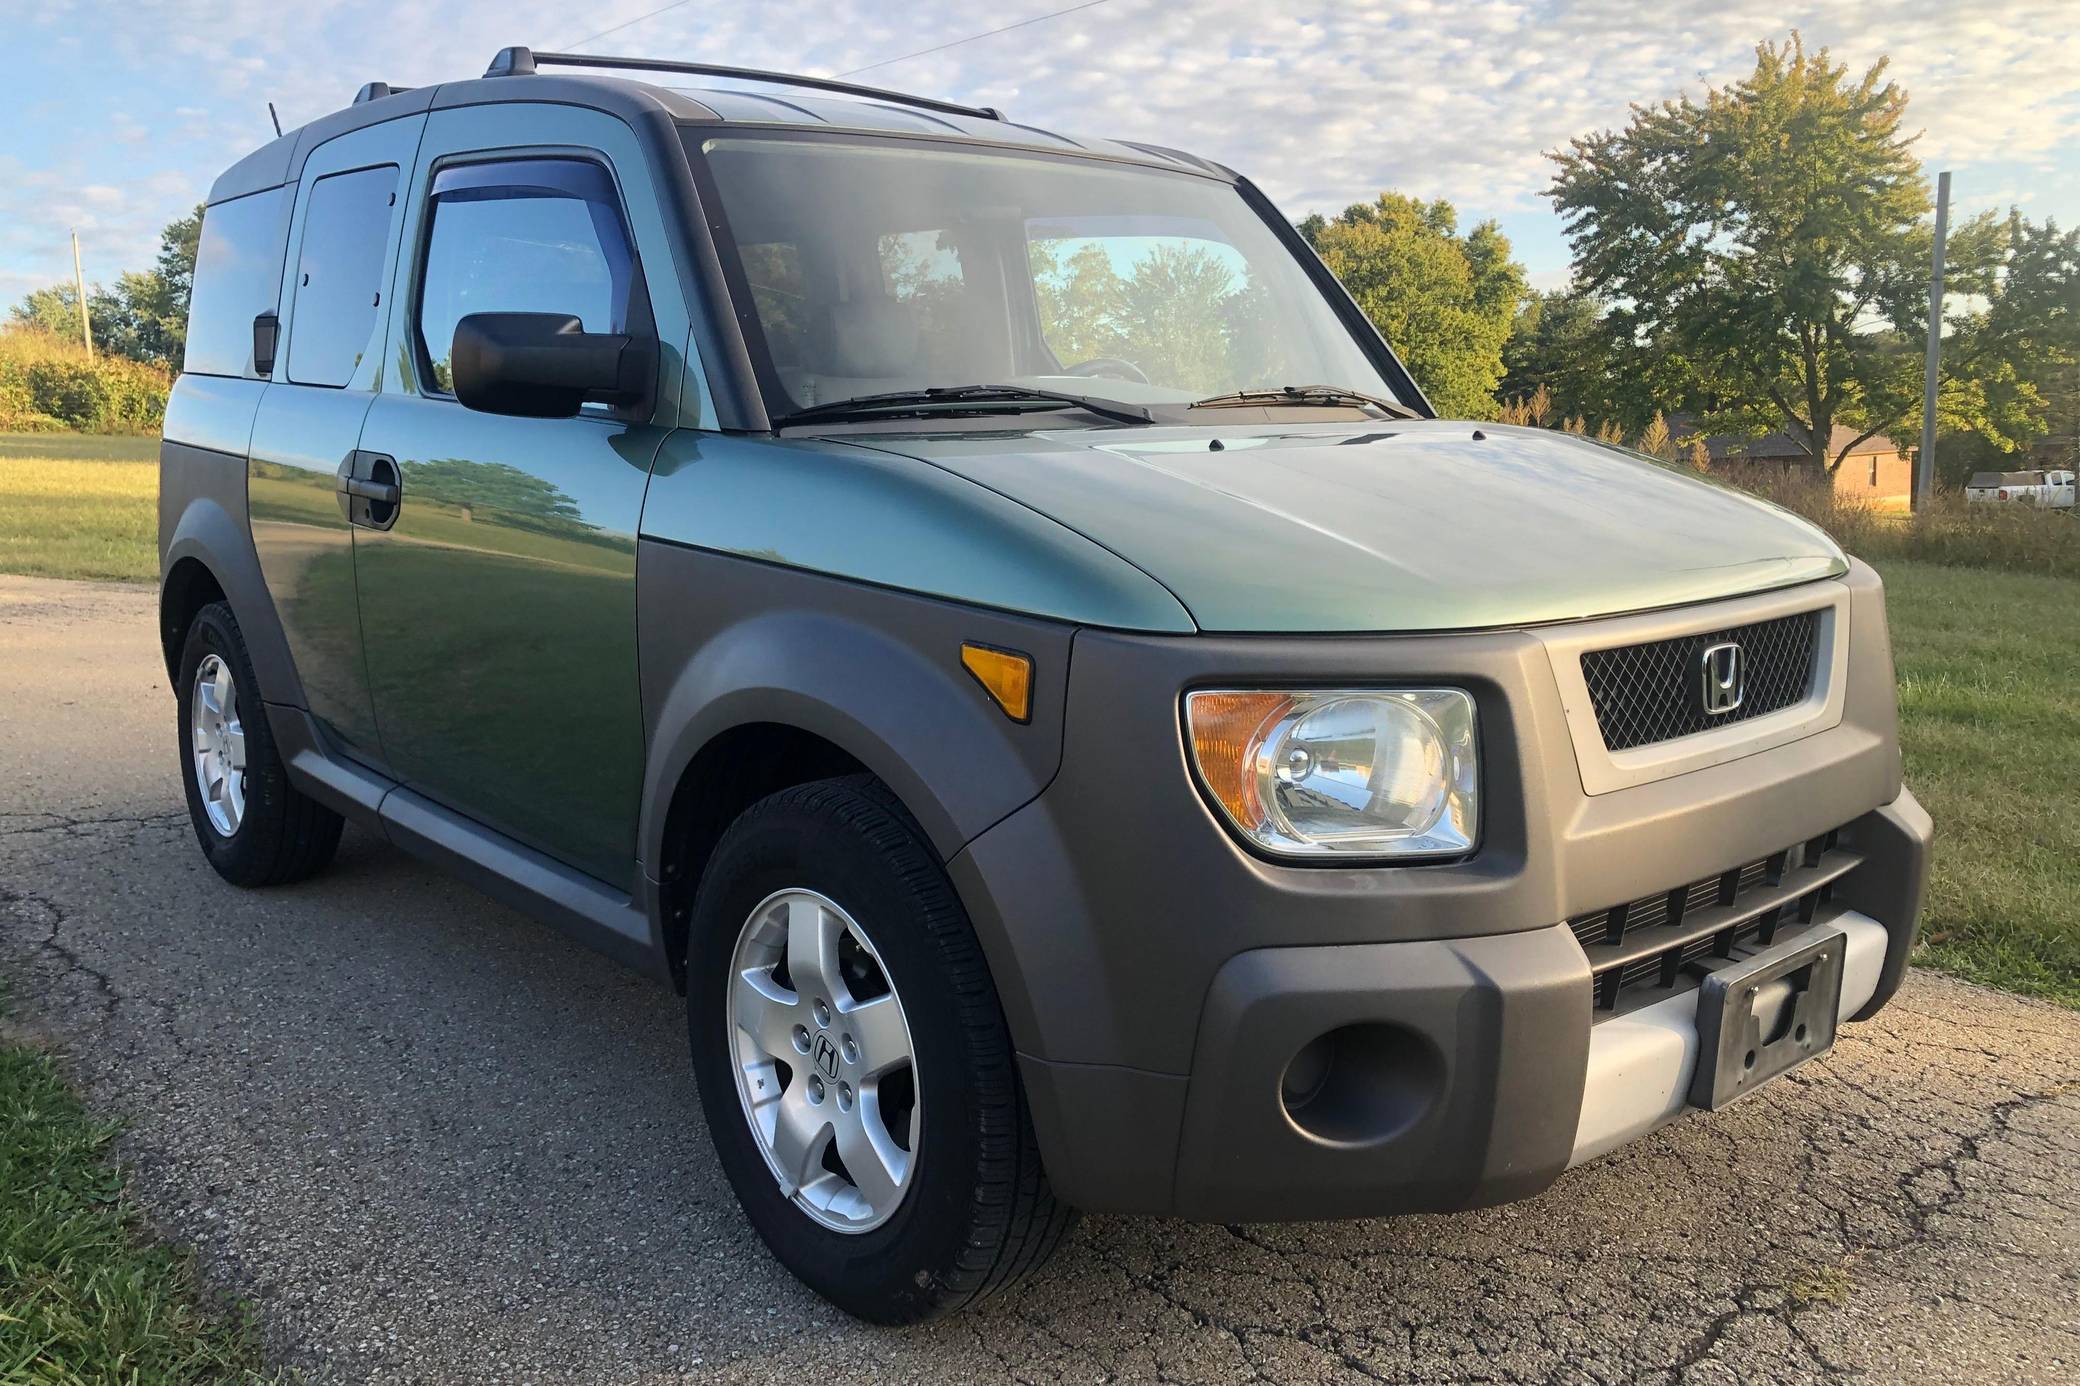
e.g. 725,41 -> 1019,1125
1183,691 -> 1294,829
960,643 -> 1033,723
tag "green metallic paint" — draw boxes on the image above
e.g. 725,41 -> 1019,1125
838,420 -> 1850,633
345,102 -> 688,890
246,114 -> 427,764
351,400 -> 658,887
638,431 -> 1195,632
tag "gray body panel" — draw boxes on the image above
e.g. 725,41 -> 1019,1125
634,538 -> 1077,871
158,379 -> 303,705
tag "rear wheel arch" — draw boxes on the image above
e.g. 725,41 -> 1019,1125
160,556 -> 228,684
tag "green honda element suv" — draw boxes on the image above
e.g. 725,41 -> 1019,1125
159,46 -> 1932,1323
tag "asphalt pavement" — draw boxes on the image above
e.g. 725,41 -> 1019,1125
2,573 -> 2075,1384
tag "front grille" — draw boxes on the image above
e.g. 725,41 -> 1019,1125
1571,827 -> 1858,1014
1581,610 -> 1821,751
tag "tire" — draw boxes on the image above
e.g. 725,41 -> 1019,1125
686,775 -> 1075,1323
175,601 -> 343,886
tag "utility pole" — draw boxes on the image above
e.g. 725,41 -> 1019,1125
1916,170 -> 1951,511
70,230 -> 93,360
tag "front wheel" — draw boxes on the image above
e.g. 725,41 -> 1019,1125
686,776 -> 1074,1322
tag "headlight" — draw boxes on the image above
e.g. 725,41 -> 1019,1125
1184,688 -> 1478,859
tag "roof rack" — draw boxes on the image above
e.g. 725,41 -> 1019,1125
353,81 -> 413,104
481,46 -> 1003,122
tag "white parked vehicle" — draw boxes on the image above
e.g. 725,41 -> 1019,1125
1965,469 -> 2076,509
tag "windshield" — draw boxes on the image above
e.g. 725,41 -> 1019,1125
686,132 -> 1410,423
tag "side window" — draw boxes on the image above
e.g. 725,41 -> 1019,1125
286,165 -> 400,387
184,186 -> 290,378
416,158 -> 637,395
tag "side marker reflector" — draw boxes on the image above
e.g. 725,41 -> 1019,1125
960,643 -> 1033,723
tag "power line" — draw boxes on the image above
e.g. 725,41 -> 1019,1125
563,0 -> 699,52
835,0 -> 1110,77
560,0 -> 1110,89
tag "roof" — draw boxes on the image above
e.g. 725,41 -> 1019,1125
208,50 -> 1231,206
1666,416 -> 1903,462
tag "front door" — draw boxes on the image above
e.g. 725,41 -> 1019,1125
350,105 -> 689,889
247,115 -> 425,763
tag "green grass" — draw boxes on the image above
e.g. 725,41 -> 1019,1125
0,433 -> 158,462
0,1028 -> 277,1382
1880,559 -> 2080,1005
0,451 -> 156,582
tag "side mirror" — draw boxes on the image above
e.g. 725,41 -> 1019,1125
450,312 -> 653,418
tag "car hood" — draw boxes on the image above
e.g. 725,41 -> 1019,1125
850,419 -> 1848,633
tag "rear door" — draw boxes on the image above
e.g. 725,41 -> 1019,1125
247,116 -> 426,764
349,103 -> 692,889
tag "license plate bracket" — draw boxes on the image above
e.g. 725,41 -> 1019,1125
1689,925 -> 1846,1111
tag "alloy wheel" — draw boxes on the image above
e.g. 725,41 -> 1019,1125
726,888 -> 920,1233
189,652 -> 247,837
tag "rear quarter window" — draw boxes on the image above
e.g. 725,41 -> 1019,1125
286,164 -> 401,388
183,186 -> 290,378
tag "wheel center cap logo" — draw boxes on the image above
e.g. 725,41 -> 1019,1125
813,1032 -> 841,1080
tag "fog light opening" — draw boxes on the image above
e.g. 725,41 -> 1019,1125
1278,1022 -> 1441,1147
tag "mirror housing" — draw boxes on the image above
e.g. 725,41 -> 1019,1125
450,312 -> 652,418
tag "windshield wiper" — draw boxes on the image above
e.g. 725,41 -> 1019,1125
1190,385 -> 1418,419
773,385 -> 1154,429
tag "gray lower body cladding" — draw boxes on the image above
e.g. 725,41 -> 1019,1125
950,563 -> 1927,1219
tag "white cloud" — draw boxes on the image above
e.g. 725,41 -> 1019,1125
5,0 -> 2079,295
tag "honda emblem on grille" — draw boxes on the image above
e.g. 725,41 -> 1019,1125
1700,641 -> 1745,716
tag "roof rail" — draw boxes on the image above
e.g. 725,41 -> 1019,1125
481,46 -> 1003,121
353,81 -> 413,104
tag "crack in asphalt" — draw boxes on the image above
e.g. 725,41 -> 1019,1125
0,808 -> 188,839
1,882 -> 121,1022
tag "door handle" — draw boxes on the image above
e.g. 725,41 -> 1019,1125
336,451 -> 403,530
342,476 -> 401,505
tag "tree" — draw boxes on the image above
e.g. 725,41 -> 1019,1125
1948,214 -> 2080,461
1497,287 -> 1647,426
11,284 -> 91,343
1027,237 -> 1271,391
1549,35 -> 2018,473
8,205 -> 200,367
1300,194 -> 1526,418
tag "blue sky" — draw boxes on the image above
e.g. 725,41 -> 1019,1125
5,1 -> 2078,305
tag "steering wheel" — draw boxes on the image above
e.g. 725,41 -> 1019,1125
1062,357 -> 1150,385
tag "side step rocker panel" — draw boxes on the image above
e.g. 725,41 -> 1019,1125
266,704 -> 665,980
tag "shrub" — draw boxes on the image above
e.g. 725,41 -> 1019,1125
0,328 -> 170,434
1716,462 -> 2079,580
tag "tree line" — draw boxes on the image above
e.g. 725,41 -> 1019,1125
13,208 -> 200,369
12,34 -> 2075,478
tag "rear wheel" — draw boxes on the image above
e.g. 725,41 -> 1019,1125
686,776 -> 1074,1322
175,602 -> 343,886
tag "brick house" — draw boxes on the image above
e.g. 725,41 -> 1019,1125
1669,418 -> 1914,509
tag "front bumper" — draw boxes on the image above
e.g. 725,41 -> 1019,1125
950,563 -> 1930,1220
1008,790 -> 1929,1221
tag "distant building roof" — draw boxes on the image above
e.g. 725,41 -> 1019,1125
1666,416 -> 1903,462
